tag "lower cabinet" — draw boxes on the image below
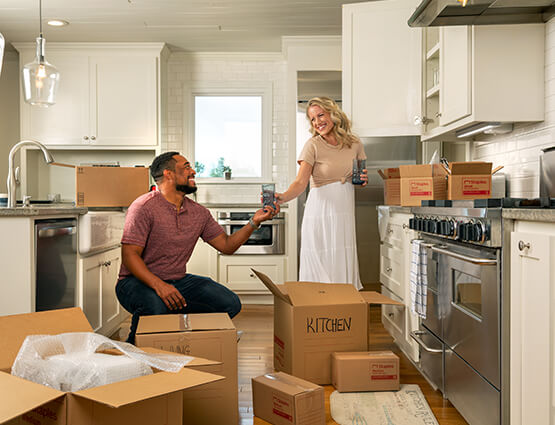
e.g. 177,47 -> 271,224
79,246 -> 128,336
218,255 -> 285,295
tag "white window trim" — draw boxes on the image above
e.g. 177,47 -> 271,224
183,81 -> 273,182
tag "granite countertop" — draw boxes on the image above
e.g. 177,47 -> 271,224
503,208 -> 555,223
0,205 -> 88,217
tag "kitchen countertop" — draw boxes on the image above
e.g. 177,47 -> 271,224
503,208 -> 555,223
377,205 -> 412,214
0,205 -> 88,217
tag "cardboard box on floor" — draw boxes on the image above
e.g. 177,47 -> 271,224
75,166 -> 150,207
134,313 -> 238,425
0,308 -> 224,425
252,269 -> 404,385
331,351 -> 400,392
378,168 -> 401,206
252,371 -> 325,425
448,162 -> 493,200
399,164 -> 447,206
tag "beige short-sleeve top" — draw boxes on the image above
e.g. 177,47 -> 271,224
298,135 -> 367,188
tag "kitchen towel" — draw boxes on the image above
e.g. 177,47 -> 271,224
409,239 -> 427,319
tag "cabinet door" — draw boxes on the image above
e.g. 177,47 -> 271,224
20,51 -> 90,145
81,254 -> 102,331
439,26 -> 471,126
510,231 -> 555,425
101,248 -> 121,327
342,0 -> 422,136
90,55 -> 157,146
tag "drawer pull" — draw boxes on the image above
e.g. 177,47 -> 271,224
402,224 -> 408,229
387,228 -> 394,234
249,273 -> 255,278
388,312 -> 394,318
386,267 -> 392,273
518,240 -> 530,251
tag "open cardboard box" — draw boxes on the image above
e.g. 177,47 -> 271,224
0,308 -> 224,425
377,168 -> 401,206
135,313 -> 238,425
251,269 -> 403,385
399,164 -> 447,206
447,161 -> 495,200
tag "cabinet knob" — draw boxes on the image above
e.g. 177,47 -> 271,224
388,312 -> 394,318
413,116 -> 430,126
249,273 -> 255,278
518,240 -> 530,251
387,228 -> 394,234
435,112 -> 442,118
90,136 -> 96,141
83,136 -> 89,141
402,224 -> 408,229
386,267 -> 392,273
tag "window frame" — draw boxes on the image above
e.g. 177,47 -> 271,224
184,82 -> 273,182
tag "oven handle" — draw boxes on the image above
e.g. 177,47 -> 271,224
410,330 -> 443,353
430,246 -> 497,265
217,219 -> 283,226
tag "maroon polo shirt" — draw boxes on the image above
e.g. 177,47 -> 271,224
118,191 -> 224,281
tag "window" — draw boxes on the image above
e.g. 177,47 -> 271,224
187,83 -> 272,180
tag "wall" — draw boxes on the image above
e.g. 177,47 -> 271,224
0,51 -> 20,193
163,52 -> 288,205
471,19 -> 555,198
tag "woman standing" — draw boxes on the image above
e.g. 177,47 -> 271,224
276,97 -> 367,290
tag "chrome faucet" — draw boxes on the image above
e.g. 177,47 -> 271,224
7,140 -> 54,208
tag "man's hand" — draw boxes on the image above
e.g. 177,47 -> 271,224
253,203 -> 280,226
154,281 -> 187,310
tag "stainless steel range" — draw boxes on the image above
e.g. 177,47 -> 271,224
409,199 -> 503,425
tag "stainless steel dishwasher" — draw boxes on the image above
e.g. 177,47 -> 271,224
34,219 -> 77,311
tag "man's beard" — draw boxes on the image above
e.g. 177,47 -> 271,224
176,183 -> 198,194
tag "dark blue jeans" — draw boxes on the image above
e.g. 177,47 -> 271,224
116,273 -> 241,344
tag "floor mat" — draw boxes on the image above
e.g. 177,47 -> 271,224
330,384 -> 439,425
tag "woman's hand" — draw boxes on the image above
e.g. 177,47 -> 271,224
361,169 -> 368,187
275,192 -> 286,205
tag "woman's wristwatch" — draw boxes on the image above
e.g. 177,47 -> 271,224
248,217 -> 260,230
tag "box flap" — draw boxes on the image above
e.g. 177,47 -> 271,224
286,284 -> 364,306
251,269 -> 291,304
399,164 -> 447,178
136,313 -> 235,335
449,161 -> 492,175
332,350 -> 398,360
379,168 -> 400,179
74,367 -> 224,408
360,291 -> 404,306
137,347 -> 221,367
253,372 -> 321,396
0,371 -> 65,423
0,308 -> 93,371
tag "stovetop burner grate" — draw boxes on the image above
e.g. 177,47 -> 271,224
420,197 -> 555,209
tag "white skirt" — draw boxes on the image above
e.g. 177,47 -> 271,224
299,181 -> 362,290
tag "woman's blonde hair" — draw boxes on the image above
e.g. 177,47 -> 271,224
305,96 -> 358,148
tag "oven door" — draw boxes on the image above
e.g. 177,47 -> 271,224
433,243 -> 500,390
219,217 -> 285,255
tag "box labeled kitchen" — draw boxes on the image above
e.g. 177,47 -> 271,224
0,308 -> 223,425
135,313 -> 238,425
448,162 -> 493,200
331,351 -> 400,392
378,168 -> 401,206
76,166 -> 150,207
252,371 -> 325,425
399,164 -> 447,206
252,269 -> 403,385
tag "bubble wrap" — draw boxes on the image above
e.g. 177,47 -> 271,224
11,332 -> 194,391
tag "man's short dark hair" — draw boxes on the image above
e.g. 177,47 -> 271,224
150,151 -> 180,183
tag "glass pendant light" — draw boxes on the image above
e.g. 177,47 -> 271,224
22,0 -> 60,107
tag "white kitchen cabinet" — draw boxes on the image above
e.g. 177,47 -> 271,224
342,0 -> 422,137
379,208 -> 419,362
14,43 -> 166,148
186,209 -> 219,280
510,222 -> 555,425
79,246 -> 128,336
218,255 -> 285,295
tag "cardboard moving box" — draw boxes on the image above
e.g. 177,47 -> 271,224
75,166 -> 150,207
252,372 -> 325,425
252,269 -> 404,385
0,308 -> 223,425
331,351 -> 400,392
448,162 -> 493,200
399,164 -> 447,206
135,313 -> 238,425
378,168 -> 401,206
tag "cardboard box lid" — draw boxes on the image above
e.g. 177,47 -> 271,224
136,313 -> 235,336
359,291 -> 404,306
253,372 -> 321,396
73,367 -> 224,408
332,350 -> 399,360
399,164 -> 447,178
0,308 -> 93,371
378,168 -> 400,180
286,284 -> 364,306
449,161 -> 492,175
0,372 -> 65,424
251,269 -> 291,304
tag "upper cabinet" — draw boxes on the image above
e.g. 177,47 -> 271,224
13,43 -> 167,149
342,0 -> 422,137
343,1 -> 545,141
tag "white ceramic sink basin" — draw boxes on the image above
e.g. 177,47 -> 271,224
78,211 -> 126,255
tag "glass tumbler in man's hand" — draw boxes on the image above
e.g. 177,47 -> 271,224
262,183 -> 276,210
352,159 -> 366,185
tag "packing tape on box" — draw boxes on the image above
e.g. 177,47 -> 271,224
264,374 -> 319,393
11,332 -> 195,391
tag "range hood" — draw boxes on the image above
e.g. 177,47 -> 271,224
408,0 -> 555,27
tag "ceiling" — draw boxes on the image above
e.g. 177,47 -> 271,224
0,0 -> 366,53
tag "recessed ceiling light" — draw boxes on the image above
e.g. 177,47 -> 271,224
47,19 -> 69,27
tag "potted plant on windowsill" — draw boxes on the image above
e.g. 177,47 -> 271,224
223,166 -> 232,180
